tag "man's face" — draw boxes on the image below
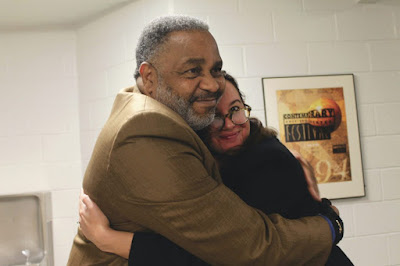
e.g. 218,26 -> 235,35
153,30 -> 225,130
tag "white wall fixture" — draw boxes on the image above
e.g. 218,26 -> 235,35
0,192 -> 53,266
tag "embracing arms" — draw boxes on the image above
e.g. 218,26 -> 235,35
83,111 -> 336,265
79,191 -> 133,259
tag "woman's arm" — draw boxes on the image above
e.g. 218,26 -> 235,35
79,190 -> 133,259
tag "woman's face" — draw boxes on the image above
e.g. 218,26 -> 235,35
208,81 -> 250,154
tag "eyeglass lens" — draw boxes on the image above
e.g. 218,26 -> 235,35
231,110 -> 248,124
210,108 -> 250,130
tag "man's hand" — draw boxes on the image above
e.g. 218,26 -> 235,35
330,204 -> 339,216
289,149 -> 321,202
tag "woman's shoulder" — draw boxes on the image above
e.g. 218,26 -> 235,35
246,136 -> 290,160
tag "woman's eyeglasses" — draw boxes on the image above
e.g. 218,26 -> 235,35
210,104 -> 251,131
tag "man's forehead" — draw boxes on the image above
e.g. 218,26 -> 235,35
183,58 -> 206,65
181,57 -> 222,68
162,31 -> 221,65
166,31 -> 217,50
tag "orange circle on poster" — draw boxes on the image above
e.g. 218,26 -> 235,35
308,98 -> 342,132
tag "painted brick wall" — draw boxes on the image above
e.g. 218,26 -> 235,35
75,0 -> 400,265
0,31 -> 82,265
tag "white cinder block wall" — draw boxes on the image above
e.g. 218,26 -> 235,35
2,0 -> 400,265
0,31 -> 82,264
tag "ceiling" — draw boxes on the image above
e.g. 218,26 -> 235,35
1,0 -> 399,31
358,0 -> 400,3
0,0 -> 137,31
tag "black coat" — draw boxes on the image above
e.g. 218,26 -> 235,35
219,137 -> 320,219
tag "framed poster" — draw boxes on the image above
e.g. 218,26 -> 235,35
262,74 -> 365,199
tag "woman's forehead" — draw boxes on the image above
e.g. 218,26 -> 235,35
216,82 -> 242,112
221,82 -> 241,102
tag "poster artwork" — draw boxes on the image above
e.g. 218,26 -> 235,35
276,87 -> 351,184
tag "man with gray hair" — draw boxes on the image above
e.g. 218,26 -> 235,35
68,15 -> 337,265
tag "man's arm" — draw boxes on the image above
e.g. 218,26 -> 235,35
102,113 -> 333,265
79,193 -> 209,265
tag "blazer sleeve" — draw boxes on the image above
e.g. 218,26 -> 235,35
107,112 -> 332,266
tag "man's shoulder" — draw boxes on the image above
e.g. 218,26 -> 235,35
109,86 -> 199,146
114,86 -> 186,125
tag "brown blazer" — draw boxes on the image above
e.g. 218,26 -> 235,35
68,86 -> 332,265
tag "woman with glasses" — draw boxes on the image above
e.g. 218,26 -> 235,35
79,72 -> 352,265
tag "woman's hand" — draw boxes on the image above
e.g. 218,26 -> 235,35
79,189 -> 133,259
289,149 -> 321,202
79,190 -> 111,251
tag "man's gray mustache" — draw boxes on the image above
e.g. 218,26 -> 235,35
190,91 -> 223,103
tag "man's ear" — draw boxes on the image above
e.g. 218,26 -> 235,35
139,62 -> 158,97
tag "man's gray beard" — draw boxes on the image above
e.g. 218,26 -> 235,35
155,85 -> 215,130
